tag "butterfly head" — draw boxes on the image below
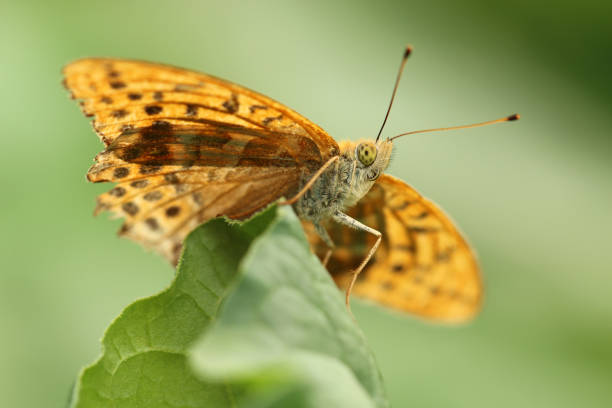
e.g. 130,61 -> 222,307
353,140 -> 393,180
338,139 -> 392,207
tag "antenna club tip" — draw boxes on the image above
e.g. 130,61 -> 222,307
508,113 -> 520,121
403,45 -> 413,58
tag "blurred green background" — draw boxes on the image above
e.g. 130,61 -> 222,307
1,0 -> 611,407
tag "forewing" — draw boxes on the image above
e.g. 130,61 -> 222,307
62,58 -> 338,160
63,58 -> 339,263
304,174 -> 482,323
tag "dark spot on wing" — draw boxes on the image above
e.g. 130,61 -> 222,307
381,281 -> 394,290
109,187 -> 126,197
118,223 -> 130,235
100,96 -> 113,104
185,104 -> 198,116
140,165 -> 161,174
112,109 -> 128,119
149,144 -> 170,159
436,248 -> 454,262
249,104 -> 268,113
409,226 -> 438,234
145,105 -> 163,115
192,192 -> 203,205
108,70 -> 120,78
262,114 -> 283,126
127,93 -> 142,100
173,184 -> 188,193
143,191 -> 163,201
392,264 -> 404,273
122,202 -> 139,216
165,206 -> 180,217
222,93 -> 239,113
164,173 -> 180,184
145,217 -> 159,231
120,146 -> 143,161
113,167 -> 129,178
130,179 -> 149,188
392,201 -> 412,211
109,81 -> 126,89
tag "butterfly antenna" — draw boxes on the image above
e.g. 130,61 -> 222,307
375,45 -> 413,142
389,114 -> 520,141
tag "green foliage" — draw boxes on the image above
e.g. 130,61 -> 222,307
70,206 -> 388,408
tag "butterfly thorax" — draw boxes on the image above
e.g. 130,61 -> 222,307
295,140 -> 392,224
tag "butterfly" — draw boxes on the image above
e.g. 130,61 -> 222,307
63,47 -> 518,323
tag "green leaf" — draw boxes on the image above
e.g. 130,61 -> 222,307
189,206 -> 388,408
69,209 -> 274,407
70,205 -> 388,408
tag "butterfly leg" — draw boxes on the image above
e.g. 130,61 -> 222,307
332,211 -> 382,314
322,250 -> 333,268
313,222 -> 334,267
278,156 -> 339,206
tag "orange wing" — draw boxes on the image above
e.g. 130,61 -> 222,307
304,174 -> 482,323
63,58 -> 339,263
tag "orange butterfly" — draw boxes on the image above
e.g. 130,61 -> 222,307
63,47 -> 518,323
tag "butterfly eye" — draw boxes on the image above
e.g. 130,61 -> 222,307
356,143 -> 377,166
